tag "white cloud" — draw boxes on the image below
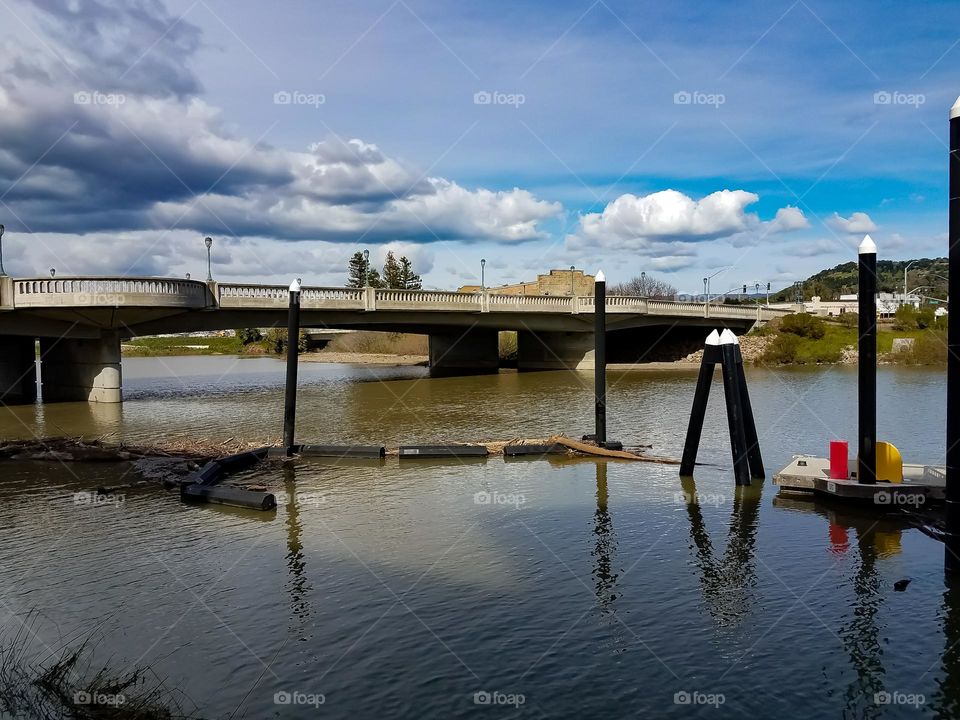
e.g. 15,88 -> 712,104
827,211 -> 877,234
567,189 -> 808,254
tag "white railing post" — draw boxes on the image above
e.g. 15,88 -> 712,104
571,294 -> 578,314
481,290 -> 489,313
365,286 -> 377,311
0,276 -> 12,310
704,301 -> 710,319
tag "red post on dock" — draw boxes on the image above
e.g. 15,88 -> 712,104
829,441 -> 849,480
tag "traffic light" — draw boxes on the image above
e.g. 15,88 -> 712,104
743,284 -> 747,294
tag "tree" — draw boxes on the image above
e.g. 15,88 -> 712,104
347,251 -> 367,288
382,251 -> 403,289
398,256 -> 422,289
609,273 -> 677,299
347,251 -> 385,288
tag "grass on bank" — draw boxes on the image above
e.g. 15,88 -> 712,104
755,312 -> 948,366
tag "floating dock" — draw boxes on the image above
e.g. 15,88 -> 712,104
774,455 -> 946,503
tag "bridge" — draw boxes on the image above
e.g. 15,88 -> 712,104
0,276 -> 791,404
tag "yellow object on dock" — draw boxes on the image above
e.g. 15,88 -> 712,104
876,441 -> 903,483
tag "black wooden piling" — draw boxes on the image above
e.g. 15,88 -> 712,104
283,279 -> 302,456
680,330 -> 721,475
947,97 -> 960,572
594,270 -> 607,445
719,330 -> 751,486
734,341 -> 765,479
857,237 -> 877,485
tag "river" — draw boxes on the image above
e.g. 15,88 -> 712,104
0,357 -> 953,718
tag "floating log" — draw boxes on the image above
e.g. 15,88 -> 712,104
549,435 -> 680,464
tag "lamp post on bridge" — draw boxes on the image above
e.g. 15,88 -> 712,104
570,265 -> 576,296
204,236 -> 213,282
0,224 -> 6,277
481,258 -> 486,291
363,249 -> 370,287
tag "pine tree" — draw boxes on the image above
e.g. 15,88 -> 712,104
347,251 -> 367,288
383,251 -> 403,289
367,268 -> 385,288
398,256 -> 422,289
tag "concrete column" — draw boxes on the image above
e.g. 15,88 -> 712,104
428,328 -> 499,376
517,330 -> 595,371
0,335 -> 37,404
40,331 -> 122,403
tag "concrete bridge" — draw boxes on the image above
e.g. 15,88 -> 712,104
0,276 -> 790,404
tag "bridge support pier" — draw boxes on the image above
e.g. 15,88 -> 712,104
517,330 -> 595,371
0,336 -> 37,404
40,331 -> 122,403
428,328 -> 499,376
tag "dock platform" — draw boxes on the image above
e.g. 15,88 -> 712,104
774,455 -> 946,504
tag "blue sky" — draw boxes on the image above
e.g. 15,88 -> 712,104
0,0 -> 957,293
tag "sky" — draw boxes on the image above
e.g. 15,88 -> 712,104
0,0 -> 957,294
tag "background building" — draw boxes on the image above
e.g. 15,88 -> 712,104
459,268 -> 595,296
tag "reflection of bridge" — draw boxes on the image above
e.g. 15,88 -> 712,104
0,276 -> 790,404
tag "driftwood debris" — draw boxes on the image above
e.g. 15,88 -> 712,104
548,434 -> 681,464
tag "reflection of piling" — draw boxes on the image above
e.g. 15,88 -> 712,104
283,279 -> 302,456
594,270 -> 607,445
857,236 -> 877,485
719,330 -> 751,487
948,97 -> 960,571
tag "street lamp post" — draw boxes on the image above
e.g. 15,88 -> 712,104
0,224 -> 6,276
703,267 -> 730,304
363,249 -> 370,287
570,265 -> 576,296
641,271 -> 646,295
204,236 -> 213,281
481,258 -> 486,291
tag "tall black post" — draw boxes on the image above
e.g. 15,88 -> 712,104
283,278 -> 302,456
734,342 -> 765,479
947,98 -> 960,571
857,236 -> 877,485
594,270 -> 607,445
680,330 -> 721,475
720,330 -> 751,486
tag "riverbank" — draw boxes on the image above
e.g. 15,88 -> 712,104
301,351 -> 427,366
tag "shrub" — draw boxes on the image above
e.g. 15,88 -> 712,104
265,328 -> 309,354
888,329 -> 947,365
779,313 -> 826,339
837,311 -> 858,328
761,333 -> 801,364
237,327 -> 263,345
894,305 -> 918,330
499,331 -> 518,360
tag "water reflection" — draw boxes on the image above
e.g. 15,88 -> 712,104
282,463 -> 312,624
680,475 -> 762,629
934,578 -> 960,719
591,462 -> 618,614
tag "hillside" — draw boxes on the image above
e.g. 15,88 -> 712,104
771,258 -> 948,302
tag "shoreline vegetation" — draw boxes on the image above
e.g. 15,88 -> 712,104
121,314 -> 948,368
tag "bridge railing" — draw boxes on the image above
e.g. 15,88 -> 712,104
11,277 -> 210,308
